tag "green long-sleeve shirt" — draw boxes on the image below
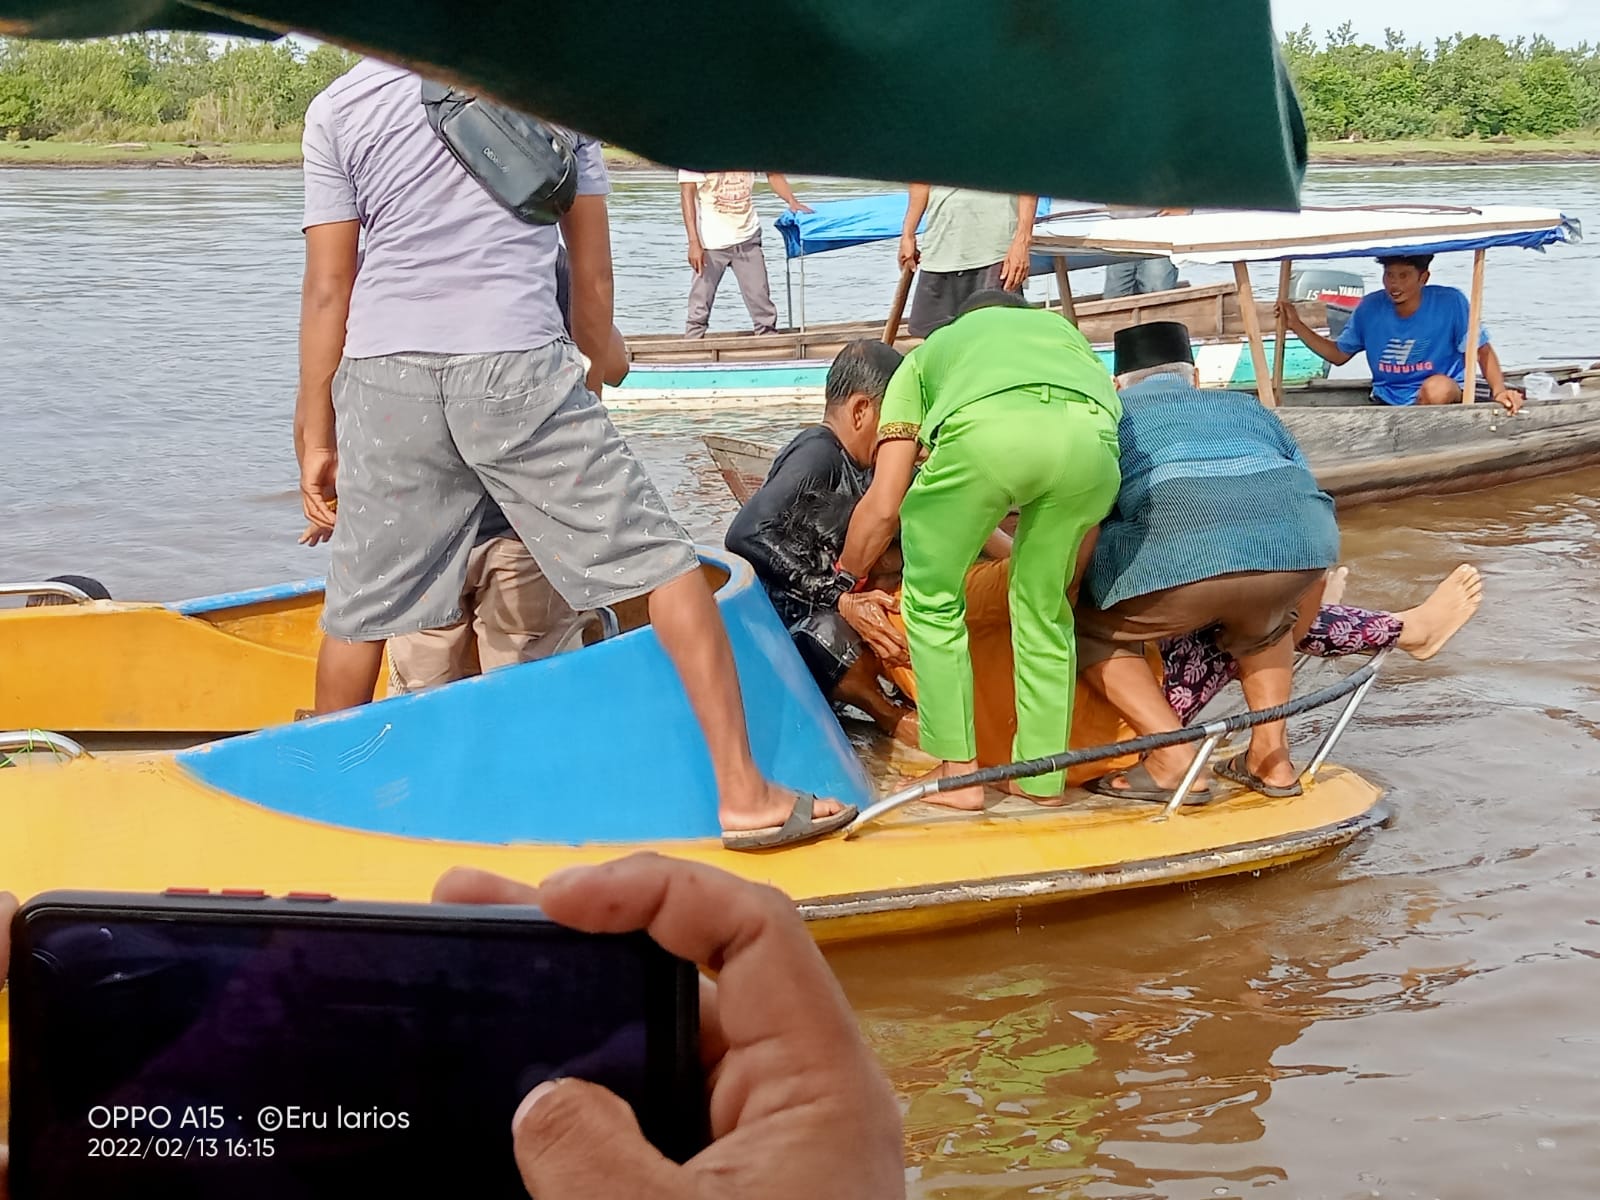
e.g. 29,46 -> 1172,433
877,306 -> 1123,447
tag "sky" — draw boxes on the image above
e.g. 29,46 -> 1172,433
1272,0 -> 1600,47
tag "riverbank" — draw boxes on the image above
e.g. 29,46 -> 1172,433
1308,136 -> 1600,166
5,137 -> 1599,171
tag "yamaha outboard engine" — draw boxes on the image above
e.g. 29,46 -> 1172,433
1289,267 -> 1365,338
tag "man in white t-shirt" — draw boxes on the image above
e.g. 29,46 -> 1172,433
679,170 -> 810,337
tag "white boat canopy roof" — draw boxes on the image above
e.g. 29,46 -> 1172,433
1030,205 -> 1581,266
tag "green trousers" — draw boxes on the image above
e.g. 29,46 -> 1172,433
900,385 -> 1122,796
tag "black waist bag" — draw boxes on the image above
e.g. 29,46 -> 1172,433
420,79 -> 578,226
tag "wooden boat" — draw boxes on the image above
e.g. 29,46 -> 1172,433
608,197 -> 1337,411
1026,204 -> 1600,503
0,547 -> 1388,947
705,355 -> 1600,510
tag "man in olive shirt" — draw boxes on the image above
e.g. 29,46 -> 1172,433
899,186 -> 1038,337
839,291 -> 1122,806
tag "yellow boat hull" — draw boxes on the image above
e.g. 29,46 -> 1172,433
0,583 -> 329,732
0,751 -> 1385,941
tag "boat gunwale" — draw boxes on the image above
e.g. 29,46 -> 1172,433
797,797 -> 1393,923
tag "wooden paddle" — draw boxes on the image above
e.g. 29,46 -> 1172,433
882,264 -> 916,344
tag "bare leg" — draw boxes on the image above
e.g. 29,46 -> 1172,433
647,570 -> 843,831
1395,564 -> 1483,660
313,637 -> 387,713
1415,374 -> 1464,406
1233,633 -> 1297,788
1288,577 -> 1327,646
1080,654 -> 1208,791
831,652 -> 917,742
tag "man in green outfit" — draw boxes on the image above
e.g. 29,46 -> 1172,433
837,291 -> 1123,807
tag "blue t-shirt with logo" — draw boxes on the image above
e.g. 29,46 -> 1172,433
1335,285 -> 1490,406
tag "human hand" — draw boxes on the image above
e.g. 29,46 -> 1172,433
839,590 -> 909,667
298,519 -> 334,547
1493,388 -> 1524,415
790,202 -> 814,214
1,888 -> 15,1199
1274,299 -> 1305,333
299,445 -> 338,531
432,857 -> 904,1200
687,243 -> 705,274
897,233 -> 919,273
999,240 -> 1031,291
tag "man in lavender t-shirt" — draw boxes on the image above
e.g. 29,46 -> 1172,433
295,58 -> 851,847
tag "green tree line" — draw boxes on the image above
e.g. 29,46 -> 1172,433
4,28 -> 1600,146
0,34 -> 356,142
1284,24 -> 1600,140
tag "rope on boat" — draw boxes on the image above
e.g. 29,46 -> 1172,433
845,654 -> 1388,839
0,729 -> 89,767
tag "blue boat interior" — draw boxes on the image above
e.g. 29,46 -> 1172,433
176,551 -> 874,845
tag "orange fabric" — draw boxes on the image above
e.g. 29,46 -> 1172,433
887,559 -> 1148,786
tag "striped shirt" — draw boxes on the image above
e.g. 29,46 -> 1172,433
1086,375 -> 1340,609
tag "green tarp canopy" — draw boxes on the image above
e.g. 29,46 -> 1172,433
2,1 -> 1306,208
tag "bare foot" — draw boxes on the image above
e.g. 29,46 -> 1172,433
998,778 -> 1068,806
1322,564 -> 1350,606
890,710 -> 920,746
1139,745 -> 1213,794
1395,564 -> 1483,661
912,759 -> 987,811
719,778 -> 846,833
1237,746 -> 1298,789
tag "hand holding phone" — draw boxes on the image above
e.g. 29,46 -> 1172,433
436,856 -> 906,1200
8,885 -> 701,1199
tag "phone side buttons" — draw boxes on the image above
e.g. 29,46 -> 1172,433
163,887 -> 211,896
219,889 -> 269,899
285,891 -> 337,902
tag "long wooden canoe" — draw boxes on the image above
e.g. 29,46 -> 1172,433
705,367 -> 1600,509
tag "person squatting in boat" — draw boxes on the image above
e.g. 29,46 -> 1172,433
292,58 -> 850,850
729,319 -> 1483,810
1278,253 -> 1525,415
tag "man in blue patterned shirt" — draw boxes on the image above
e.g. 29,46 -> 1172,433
1076,321 -> 1341,804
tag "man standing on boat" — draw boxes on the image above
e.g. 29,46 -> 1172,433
294,59 -> 853,849
900,186 -> 1038,337
1279,254 -> 1524,414
679,169 -> 810,337
838,291 -> 1123,808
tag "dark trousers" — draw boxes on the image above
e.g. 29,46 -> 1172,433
686,233 -> 778,336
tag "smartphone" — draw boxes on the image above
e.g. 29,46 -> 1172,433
7,890 -> 705,1199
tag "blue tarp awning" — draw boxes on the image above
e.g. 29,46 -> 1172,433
774,196 -> 1141,273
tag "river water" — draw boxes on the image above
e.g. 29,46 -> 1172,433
4,163 -> 1600,1198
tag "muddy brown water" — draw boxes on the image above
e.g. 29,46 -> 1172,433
3,165 -> 1599,1197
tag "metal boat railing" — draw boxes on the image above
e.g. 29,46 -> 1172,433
845,648 -> 1392,839
0,730 -> 89,763
0,581 -> 94,602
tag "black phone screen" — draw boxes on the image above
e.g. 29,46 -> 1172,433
7,898 -> 701,1199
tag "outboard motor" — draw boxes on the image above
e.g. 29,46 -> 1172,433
1290,267 -> 1365,338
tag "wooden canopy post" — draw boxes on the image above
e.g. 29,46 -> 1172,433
1054,257 -> 1077,324
1462,249 -> 1486,404
882,264 -> 916,344
1234,261 -> 1277,407
1272,259 -> 1292,398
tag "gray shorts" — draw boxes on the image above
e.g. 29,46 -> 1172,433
323,342 -> 698,641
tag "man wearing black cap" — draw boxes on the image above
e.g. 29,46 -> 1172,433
1076,321 -> 1341,801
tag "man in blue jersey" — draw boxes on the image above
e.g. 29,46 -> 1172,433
1280,254 -> 1522,414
